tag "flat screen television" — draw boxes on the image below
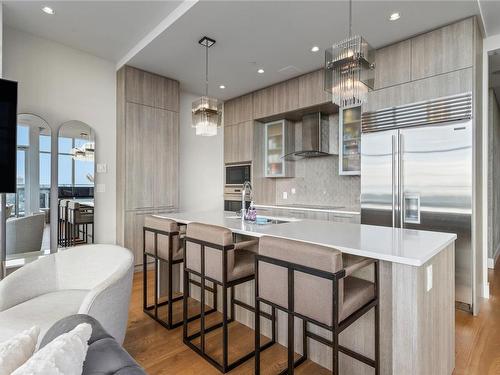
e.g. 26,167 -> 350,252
0,79 -> 18,193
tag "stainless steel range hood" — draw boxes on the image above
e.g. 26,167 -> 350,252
284,112 -> 331,160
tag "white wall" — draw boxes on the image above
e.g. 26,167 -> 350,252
3,26 -> 117,246
179,92 -> 223,211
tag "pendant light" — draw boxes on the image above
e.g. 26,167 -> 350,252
324,0 -> 375,107
192,36 -> 222,136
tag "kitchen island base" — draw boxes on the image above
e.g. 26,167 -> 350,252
187,243 -> 454,375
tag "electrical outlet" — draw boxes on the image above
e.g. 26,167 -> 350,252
282,191 -> 288,200
97,163 -> 107,173
426,265 -> 433,292
96,183 -> 106,193
291,188 -> 296,194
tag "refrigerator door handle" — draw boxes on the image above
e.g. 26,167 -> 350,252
391,134 -> 396,227
399,132 -> 404,228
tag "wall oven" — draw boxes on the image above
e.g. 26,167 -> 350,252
225,163 -> 251,186
224,164 -> 251,212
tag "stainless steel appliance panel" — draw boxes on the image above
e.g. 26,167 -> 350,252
361,130 -> 399,227
400,121 -> 473,306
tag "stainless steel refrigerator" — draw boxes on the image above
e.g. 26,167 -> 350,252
360,93 -> 473,311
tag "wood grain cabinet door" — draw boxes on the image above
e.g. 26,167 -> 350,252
411,18 -> 473,81
236,121 -> 254,163
125,67 -> 154,107
153,76 -> 179,112
374,40 -> 412,90
274,79 -> 299,114
224,124 -> 236,164
125,103 -> 155,210
253,86 -> 275,120
154,108 -> 179,209
298,69 -> 331,108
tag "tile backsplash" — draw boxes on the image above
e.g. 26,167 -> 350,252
275,155 -> 360,210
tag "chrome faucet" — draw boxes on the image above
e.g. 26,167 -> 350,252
241,180 -> 252,220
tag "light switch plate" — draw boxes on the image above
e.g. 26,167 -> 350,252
96,183 -> 105,193
291,188 -> 296,194
426,265 -> 433,292
97,163 -> 107,173
282,191 -> 288,200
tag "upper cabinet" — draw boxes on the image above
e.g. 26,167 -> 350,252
374,40 -> 411,90
274,78 -> 299,114
224,121 -> 254,164
411,18 -> 473,81
224,93 -> 253,126
298,69 -> 332,108
264,120 -> 294,178
339,106 -> 361,176
253,86 -> 276,119
125,66 -> 179,112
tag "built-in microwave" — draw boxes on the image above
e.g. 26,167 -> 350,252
225,163 -> 251,186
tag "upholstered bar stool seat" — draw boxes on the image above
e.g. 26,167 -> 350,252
255,236 -> 379,374
144,216 -> 184,261
185,222 -> 258,282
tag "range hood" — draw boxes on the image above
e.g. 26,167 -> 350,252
284,112 -> 332,160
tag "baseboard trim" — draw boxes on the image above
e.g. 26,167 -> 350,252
488,244 -> 500,269
484,282 -> 490,299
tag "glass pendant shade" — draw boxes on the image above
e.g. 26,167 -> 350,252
325,35 -> 374,107
192,95 -> 222,136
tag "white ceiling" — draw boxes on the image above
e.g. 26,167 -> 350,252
127,0 -> 484,99
3,1 -> 182,61
4,1 -> 500,101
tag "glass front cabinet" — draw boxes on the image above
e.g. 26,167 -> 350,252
339,105 -> 361,175
264,120 -> 294,178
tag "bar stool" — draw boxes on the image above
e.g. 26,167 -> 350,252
255,236 -> 379,375
183,223 -> 276,373
58,199 -> 70,247
143,216 -> 188,329
67,201 -> 94,246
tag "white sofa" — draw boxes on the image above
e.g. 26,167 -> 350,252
0,244 -> 134,345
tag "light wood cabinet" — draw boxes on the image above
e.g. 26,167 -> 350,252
253,86 -> 275,119
125,66 -> 179,111
274,78 -> 299,114
374,40 -> 412,90
411,18 -> 473,81
117,65 -> 179,266
125,103 -> 155,210
154,109 -> 179,209
224,93 -> 253,126
124,104 -> 178,210
264,120 -> 294,177
298,69 -> 332,108
224,121 -> 254,164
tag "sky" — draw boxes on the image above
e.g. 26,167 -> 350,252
17,125 -> 94,187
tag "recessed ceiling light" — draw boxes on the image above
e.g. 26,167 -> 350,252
311,46 -> 320,52
42,6 -> 55,15
389,12 -> 401,21
257,68 -> 264,74
219,85 -> 225,89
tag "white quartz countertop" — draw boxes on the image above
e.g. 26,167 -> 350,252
154,210 -> 456,267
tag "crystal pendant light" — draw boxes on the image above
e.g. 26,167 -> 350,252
324,0 -> 374,107
192,36 -> 222,136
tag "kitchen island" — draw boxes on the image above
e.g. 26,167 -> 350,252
156,210 -> 457,375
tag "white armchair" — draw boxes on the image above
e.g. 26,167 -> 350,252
6,213 -> 45,255
0,244 -> 134,345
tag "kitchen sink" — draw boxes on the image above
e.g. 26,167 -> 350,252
226,215 -> 292,224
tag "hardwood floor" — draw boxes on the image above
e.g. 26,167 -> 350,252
124,264 -> 500,374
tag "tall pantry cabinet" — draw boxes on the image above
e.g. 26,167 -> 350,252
116,66 -> 180,266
